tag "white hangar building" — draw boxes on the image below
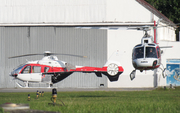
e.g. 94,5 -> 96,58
0,0 -> 179,88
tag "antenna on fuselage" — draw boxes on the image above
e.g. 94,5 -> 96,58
44,51 -> 52,56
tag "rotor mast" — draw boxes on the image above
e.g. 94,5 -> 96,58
154,20 -> 157,44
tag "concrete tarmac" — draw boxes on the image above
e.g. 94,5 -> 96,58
0,87 -> 155,92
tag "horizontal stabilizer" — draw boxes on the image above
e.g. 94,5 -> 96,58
102,72 -> 122,81
95,72 -> 102,77
160,46 -> 173,48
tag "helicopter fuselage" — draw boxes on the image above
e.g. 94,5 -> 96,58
132,42 -> 161,71
10,55 -> 124,84
130,26 -> 171,80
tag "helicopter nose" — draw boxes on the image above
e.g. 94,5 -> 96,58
9,72 -> 18,78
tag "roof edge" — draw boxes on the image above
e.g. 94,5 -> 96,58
0,22 -> 154,27
136,0 -> 177,28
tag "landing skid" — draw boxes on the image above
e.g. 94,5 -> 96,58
159,67 -> 166,78
16,82 -> 56,88
130,70 -> 136,80
159,63 -> 167,78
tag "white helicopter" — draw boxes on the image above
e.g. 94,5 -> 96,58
129,26 -> 172,80
9,51 -> 124,88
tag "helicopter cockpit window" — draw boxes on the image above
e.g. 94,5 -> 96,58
44,67 -> 49,72
157,47 -> 160,58
11,64 -> 26,75
21,66 -> 31,74
146,47 -> 157,58
133,47 -> 144,59
32,66 -> 41,73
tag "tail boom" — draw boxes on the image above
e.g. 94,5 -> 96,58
74,61 -> 123,81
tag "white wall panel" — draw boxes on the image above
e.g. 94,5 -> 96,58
107,29 -> 157,88
0,0 -> 106,23
157,25 -> 176,41
158,41 -> 180,86
0,0 -> 160,24
104,0 -> 152,23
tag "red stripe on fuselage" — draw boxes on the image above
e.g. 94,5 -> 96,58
75,66 -> 124,72
23,64 -> 124,73
47,66 -> 124,73
136,65 -> 160,70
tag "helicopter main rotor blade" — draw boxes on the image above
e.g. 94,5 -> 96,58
8,54 -> 43,59
52,53 -> 87,58
9,52 -> 87,59
127,26 -> 151,31
160,46 -> 173,48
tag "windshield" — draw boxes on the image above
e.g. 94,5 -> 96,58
146,47 -> 157,58
133,47 -> 144,59
11,64 -> 26,75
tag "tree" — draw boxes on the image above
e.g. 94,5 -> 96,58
145,0 -> 180,41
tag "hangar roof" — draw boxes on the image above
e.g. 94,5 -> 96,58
136,0 -> 176,28
0,0 -> 176,27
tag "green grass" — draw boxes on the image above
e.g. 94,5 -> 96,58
0,87 -> 180,113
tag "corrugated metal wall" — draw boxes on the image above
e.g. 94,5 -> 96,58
0,27 -> 107,88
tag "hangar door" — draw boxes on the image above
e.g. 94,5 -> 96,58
0,27 -> 107,88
